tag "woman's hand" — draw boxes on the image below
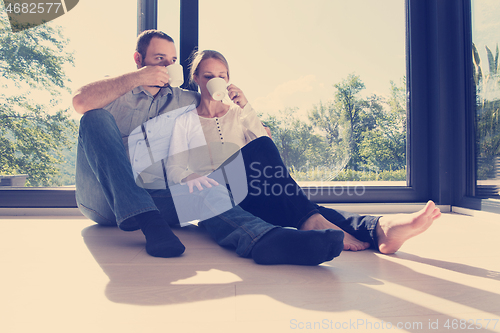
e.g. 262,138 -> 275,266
182,173 -> 220,193
227,84 -> 248,109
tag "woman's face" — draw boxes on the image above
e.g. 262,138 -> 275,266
194,58 -> 229,99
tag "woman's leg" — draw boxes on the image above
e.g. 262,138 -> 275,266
234,137 -> 375,250
165,180 -> 344,265
314,207 -> 379,248
237,137 -> 319,229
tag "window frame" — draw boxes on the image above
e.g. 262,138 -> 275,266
458,0 -> 500,213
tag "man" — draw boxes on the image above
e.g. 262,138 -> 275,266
73,30 -> 441,264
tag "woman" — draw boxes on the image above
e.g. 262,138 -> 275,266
167,50 -> 268,192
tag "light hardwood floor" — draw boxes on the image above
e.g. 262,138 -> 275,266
1,209 -> 499,333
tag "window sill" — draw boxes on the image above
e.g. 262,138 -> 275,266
0,187 -> 77,208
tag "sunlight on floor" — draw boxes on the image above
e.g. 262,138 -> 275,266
1,211 -> 499,333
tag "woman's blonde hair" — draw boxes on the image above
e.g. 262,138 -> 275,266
189,50 -> 230,84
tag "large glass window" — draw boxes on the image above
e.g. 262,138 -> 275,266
3,0 -> 437,207
199,0 -> 407,188
158,0 -> 180,49
0,0 -> 137,187
471,0 -> 500,198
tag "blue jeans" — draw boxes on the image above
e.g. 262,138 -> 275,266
76,109 -> 380,257
76,109 -> 276,257
235,137 -> 380,247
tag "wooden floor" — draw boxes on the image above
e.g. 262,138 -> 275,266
1,208 -> 500,333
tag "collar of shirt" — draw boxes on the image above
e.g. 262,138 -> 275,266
132,85 -> 173,99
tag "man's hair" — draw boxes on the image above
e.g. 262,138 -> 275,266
189,50 -> 230,84
136,30 -> 174,61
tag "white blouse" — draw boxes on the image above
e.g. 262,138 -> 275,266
167,103 -> 268,184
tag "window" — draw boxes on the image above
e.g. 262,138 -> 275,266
4,0 -> 489,209
199,0 -> 408,190
471,0 -> 500,199
0,0 -> 137,188
158,0 -> 180,49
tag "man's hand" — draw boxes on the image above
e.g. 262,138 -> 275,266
182,173 -> 220,193
137,66 -> 170,88
72,66 -> 173,114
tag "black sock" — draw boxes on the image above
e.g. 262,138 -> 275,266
137,211 -> 185,258
251,228 -> 344,265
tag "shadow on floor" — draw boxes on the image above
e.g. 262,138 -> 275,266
81,223 -> 500,331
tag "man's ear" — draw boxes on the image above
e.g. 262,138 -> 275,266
134,52 -> 142,68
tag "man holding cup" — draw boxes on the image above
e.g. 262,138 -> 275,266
73,30 -> 196,258
73,29 -> 440,264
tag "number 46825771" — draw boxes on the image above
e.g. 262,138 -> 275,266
5,2 -> 62,14
444,319 -> 498,330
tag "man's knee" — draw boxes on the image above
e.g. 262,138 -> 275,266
80,109 -> 115,130
77,201 -> 118,227
79,109 -> 122,141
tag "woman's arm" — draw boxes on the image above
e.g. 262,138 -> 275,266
167,111 -> 219,192
225,84 -> 269,140
239,103 -> 270,142
182,173 -> 219,193
227,84 -> 248,109
166,116 -> 194,184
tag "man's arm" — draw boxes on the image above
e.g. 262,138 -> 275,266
72,66 -> 170,114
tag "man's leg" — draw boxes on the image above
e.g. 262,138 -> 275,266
235,137 -> 369,250
75,109 -> 184,257
75,136 -> 117,227
167,183 -> 343,265
201,203 -> 345,266
302,201 -> 441,253
309,207 -> 379,249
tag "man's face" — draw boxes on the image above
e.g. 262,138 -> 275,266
139,37 -> 177,68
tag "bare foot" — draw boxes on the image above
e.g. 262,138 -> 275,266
342,232 -> 371,251
377,201 -> 441,254
301,213 -> 370,251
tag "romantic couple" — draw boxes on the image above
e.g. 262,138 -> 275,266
73,29 -> 441,266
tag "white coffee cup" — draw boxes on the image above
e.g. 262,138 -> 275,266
206,77 -> 228,101
166,63 -> 184,87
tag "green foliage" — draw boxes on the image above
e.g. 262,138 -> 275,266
309,73 -> 401,173
290,166 -> 406,182
0,13 -> 77,186
309,100 -> 342,146
332,168 -> 406,182
265,73 -> 407,182
473,43 -> 500,180
330,74 -> 375,170
485,44 -> 499,76
359,79 -> 407,171
472,43 -> 483,85
264,108 -> 337,171
51,134 -> 78,185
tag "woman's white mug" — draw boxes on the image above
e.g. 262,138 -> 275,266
166,63 -> 184,87
206,77 -> 228,101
